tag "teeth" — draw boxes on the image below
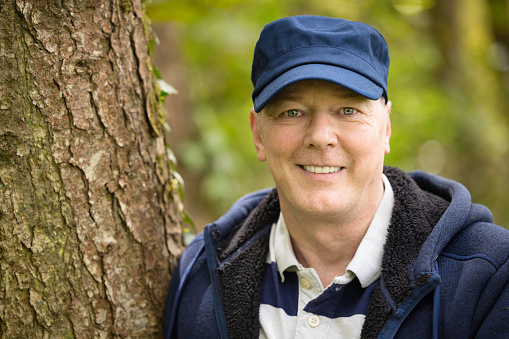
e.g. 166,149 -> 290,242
303,165 -> 341,174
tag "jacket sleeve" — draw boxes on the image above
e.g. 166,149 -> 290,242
473,256 -> 509,338
163,234 -> 205,339
163,259 -> 182,338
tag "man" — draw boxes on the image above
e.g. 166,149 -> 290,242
164,16 -> 509,338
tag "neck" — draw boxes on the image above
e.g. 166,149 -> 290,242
281,180 -> 384,287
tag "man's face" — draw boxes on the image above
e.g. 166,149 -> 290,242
250,80 -> 391,222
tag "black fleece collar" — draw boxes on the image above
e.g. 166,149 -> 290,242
360,166 -> 449,338
212,166 -> 450,339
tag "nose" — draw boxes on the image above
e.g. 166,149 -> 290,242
304,111 -> 338,149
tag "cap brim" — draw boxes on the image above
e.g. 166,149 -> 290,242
253,64 -> 384,112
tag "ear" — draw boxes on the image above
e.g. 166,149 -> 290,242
250,108 -> 266,162
383,101 -> 392,155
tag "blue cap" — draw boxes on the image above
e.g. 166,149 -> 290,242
251,16 -> 390,112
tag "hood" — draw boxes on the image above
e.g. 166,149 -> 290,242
408,170 -> 494,283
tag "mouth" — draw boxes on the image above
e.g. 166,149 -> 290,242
301,165 -> 342,174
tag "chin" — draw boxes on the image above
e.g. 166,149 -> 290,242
293,191 -> 350,216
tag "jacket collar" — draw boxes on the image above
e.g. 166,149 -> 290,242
212,188 -> 279,339
360,167 -> 450,338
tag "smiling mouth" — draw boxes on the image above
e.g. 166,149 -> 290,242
301,165 -> 342,174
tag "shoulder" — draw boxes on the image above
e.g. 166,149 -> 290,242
213,188 -> 276,233
178,232 -> 206,272
442,219 -> 509,269
178,187 -> 277,270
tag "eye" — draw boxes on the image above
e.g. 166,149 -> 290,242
342,107 -> 358,115
282,109 -> 302,117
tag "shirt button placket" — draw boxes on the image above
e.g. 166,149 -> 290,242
300,278 -> 311,289
308,315 -> 320,328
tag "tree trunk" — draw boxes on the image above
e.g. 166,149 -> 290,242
0,0 -> 184,337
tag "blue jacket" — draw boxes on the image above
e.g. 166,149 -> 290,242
164,167 -> 509,338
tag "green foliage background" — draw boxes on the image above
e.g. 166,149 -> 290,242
148,0 -> 509,228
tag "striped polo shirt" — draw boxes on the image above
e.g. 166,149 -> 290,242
259,174 -> 394,338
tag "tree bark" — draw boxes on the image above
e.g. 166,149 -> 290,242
0,0 -> 184,337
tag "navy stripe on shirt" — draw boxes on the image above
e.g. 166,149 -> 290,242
260,262 -> 299,316
260,262 -> 378,319
305,278 -> 378,318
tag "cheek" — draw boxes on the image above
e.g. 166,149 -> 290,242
340,126 -> 387,159
263,126 -> 300,156
264,136 -> 292,161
